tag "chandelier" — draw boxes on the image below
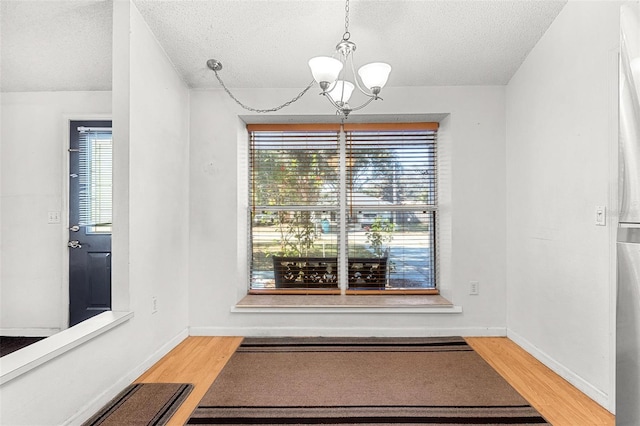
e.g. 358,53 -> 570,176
206,0 -> 391,117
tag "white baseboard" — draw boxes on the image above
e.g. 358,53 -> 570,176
64,327 -> 189,426
0,328 -> 60,337
189,326 -> 507,337
507,329 -> 611,410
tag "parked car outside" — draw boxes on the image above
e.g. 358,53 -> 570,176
254,212 -> 276,225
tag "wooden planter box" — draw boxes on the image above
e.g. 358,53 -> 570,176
347,257 -> 388,289
272,256 -> 387,289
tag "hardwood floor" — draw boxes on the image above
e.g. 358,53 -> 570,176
466,337 -> 615,426
135,336 -> 243,425
134,336 -> 614,426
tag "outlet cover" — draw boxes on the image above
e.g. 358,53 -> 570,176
469,281 -> 479,295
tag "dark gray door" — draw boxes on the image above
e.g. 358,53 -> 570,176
68,121 -> 112,327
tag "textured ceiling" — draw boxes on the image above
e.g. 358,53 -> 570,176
0,0 -> 567,92
0,0 -> 113,92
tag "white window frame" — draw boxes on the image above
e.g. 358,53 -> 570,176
246,122 -> 440,295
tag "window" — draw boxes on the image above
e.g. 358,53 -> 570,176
78,127 -> 113,234
249,123 -> 438,294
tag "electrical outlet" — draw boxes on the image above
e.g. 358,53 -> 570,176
152,296 -> 158,314
469,281 -> 479,295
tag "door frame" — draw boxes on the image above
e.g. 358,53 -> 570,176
60,114 -> 112,331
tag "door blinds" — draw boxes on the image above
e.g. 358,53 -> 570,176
78,127 -> 113,234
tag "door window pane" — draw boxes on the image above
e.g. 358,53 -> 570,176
78,128 -> 112,234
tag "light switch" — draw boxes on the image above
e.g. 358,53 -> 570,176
47,211 -> 61,224
595,206 -> 606,226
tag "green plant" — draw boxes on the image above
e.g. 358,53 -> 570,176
276,211 -> 318,257
365,217 -> 395,258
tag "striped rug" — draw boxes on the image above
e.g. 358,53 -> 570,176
187,337 -> 549,425
83,383 -> 193,426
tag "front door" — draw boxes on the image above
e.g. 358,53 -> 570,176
68,120 -> 112,327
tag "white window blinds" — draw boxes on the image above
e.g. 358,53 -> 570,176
345,126 -> 437,209
78,127 -> 113,234
250,127 -> 340,209
248,123 -> 438,292
344,124 -> 437,289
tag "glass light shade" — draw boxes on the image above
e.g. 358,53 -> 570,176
308,56 -> 343,84
327,80 -> 355,104
631,57 -> 640,76
357,62 -> 392,90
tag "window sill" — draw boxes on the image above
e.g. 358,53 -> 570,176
0,311 -> 133,385
232,294 -> 462,314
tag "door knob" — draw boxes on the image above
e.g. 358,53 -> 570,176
69,225 -> 80,232
67,240 -> 82,249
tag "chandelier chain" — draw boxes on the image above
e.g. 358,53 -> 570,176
343,0 -> 350,40
213,69 -> 315,113
206,0 -> 388,117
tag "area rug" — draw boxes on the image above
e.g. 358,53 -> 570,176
83,383 -> 193,426
0,336 -> 46,357
187,337 -> 550,425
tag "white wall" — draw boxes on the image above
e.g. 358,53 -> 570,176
506,0 -> 622,411
188,85 -> 507,336
125,0 -> 190,340
1,91 -> 111,335
2,0 -> 625,422
0,2 -> 191,424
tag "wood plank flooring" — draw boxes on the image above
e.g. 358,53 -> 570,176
134,336 -> 614,426
466,337 -> 615,426
134,336 -> 243,425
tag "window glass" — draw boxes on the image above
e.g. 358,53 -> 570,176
79,128 -> 113,234
248,124 -> 437,292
